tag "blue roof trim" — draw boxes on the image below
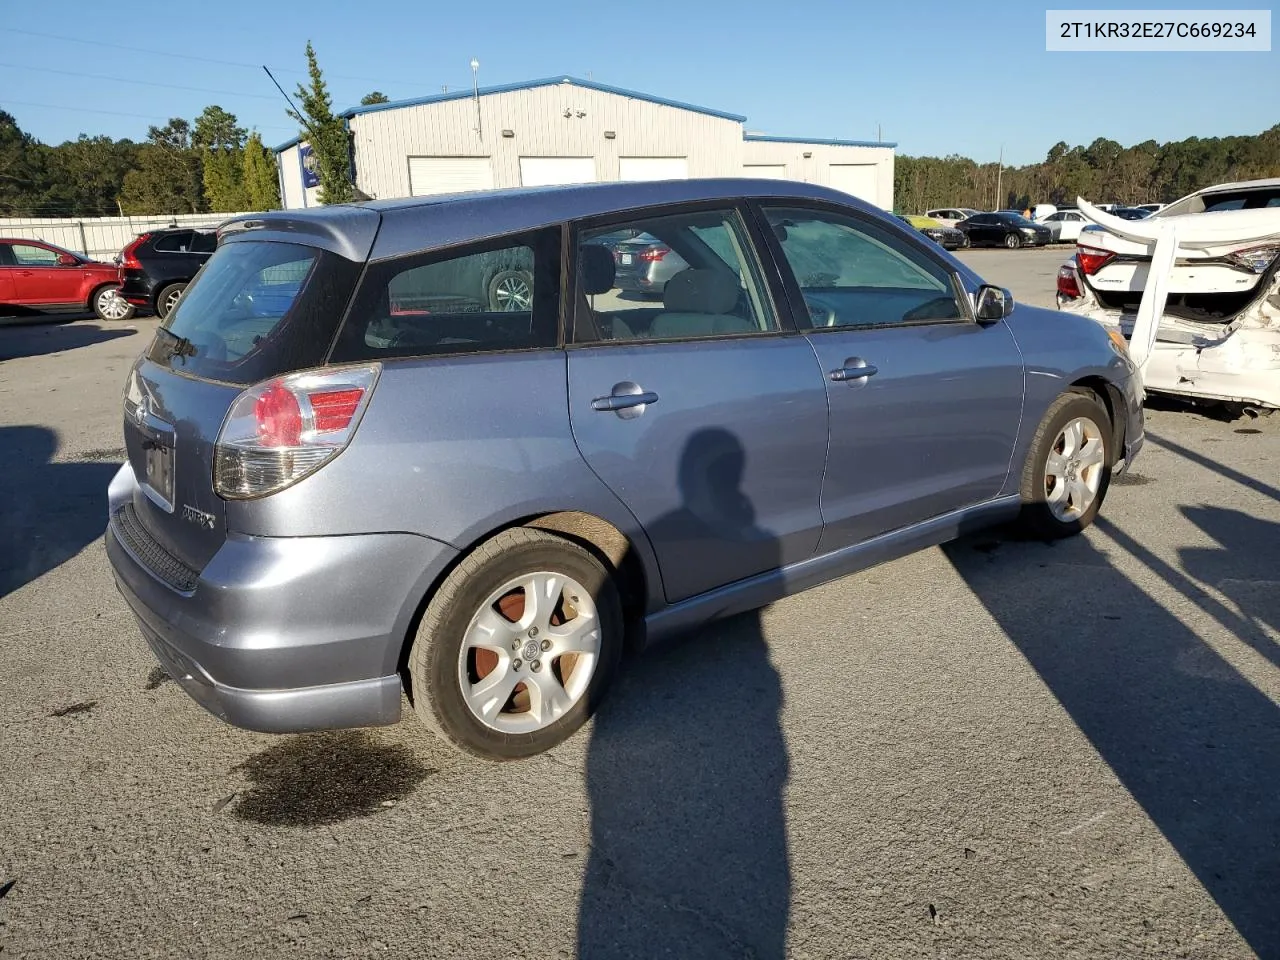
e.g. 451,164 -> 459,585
334,76 -> 748,123
745,134 -> 898,148
274,134 -> 304,153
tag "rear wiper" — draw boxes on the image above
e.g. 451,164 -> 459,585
155,327 -> 197,362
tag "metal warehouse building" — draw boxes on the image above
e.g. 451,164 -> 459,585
275,76 -> 895,209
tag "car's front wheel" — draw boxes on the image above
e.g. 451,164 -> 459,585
1004,232 -> 1023,249
408,528 -> 624,760
959,233 -> 971,248
92,285 -> 134,322
1016,392 -> 1113,539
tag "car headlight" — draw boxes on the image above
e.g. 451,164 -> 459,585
1106,327 -> 1129,356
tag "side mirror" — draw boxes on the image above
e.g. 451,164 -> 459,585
56,253 -> 79,266
974,284 -> 1013,322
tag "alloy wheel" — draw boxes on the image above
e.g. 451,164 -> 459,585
457,571 -> 600,734
1044,416 -> 1105,521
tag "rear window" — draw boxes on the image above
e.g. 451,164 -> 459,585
146,240 -> 360,385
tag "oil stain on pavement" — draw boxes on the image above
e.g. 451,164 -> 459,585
232,731 -> 436,827
49,701 -> 97,718
143,667 -> 173,690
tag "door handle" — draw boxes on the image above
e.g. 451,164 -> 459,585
829,361 -> 878,382
591,381 -> 658,419
17,270 -> 34,277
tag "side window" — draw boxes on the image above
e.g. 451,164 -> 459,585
763,206 -> 964,328
11,244 -> 59,266
153,232 -> 195,253
331,229 -> 560,362
0,244 -> 15,267
575,207 -> 777,343
191,232 -> 217,254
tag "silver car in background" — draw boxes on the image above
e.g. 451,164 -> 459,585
106,179 -> 1143,760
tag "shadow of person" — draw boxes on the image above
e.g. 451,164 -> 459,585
943,527 -> 1280,958
0,426 -> 122,599
578,428 -> 791,959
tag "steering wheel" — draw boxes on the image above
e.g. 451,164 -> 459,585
802,292 -> 838,328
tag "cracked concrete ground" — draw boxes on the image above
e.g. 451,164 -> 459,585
1,249 -> 1277,959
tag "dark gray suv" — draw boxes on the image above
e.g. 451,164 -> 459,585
105,179 -> 1144,759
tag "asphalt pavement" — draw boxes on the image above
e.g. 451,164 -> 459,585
1,248 -> 1277,959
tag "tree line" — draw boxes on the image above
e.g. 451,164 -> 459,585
4,38 -> 1278,219
0,44 -> 383,218
894,124 -> 1280,214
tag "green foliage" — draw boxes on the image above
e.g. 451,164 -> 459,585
288,42 -> 354,205
0,110 -> 53,215
894,124 -> 1280,213
119,118 -> 203,215
194,106 -> 250,212
44,135 -> 140,216
243,132 -> 281,210
360,91 -> 390,105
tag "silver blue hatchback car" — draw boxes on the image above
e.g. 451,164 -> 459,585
106,179 -> 1144,759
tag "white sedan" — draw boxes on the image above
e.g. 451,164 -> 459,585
1041,209 -> 1089,243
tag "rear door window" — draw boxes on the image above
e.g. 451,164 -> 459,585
331,228 -> 561,361
153,232 -> 196,253
146,240 -> 361,385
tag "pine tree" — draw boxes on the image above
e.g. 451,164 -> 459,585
288,42 -> 354,205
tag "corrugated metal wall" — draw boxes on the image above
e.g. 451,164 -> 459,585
743,141 -> 895,209
0,212 -> 254,261
349,84 -> 743,201
276,82 -> 897,211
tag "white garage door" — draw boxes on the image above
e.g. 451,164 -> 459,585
519,157 -> 597,187
743,164 -> 789,180
828,164 -> 879,205
408,157 -> 494,197
618,157 -> 688,181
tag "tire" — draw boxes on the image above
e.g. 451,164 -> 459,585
156,282 -> 186,320
408,527 -> 624,760
91,285 -> 134,322
1004,232 -> 1023,249
487,270 -> 534,312
1016,392 -> 1114,540
959,233 -> 971,249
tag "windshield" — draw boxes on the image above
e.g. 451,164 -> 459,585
147,240 -> 361,385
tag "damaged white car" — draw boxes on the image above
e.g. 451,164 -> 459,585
1056,178 -> 1280,415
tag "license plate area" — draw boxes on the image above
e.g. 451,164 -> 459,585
143,441 -> 175,511
620,253 -> 633,265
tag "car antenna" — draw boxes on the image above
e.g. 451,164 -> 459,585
262,65 -> 323,146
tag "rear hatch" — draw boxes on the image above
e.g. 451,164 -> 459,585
120,229 -> 366,576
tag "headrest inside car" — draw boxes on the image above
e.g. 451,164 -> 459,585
579,244 -> 616,296
662,269 -> 739,315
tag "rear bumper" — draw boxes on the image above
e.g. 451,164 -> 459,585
105,462 -> 459,733
117,271 -> 156,307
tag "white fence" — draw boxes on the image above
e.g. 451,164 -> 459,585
0,212 -> 262,262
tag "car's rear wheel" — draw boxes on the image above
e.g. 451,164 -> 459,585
1004,232 -> 1023,249
92,285 -> 134,322
487,270 -> 533,312
156,282 -> 186,319
408,528 -> 623,760
1016,392 -> 1113,539
959,233 -> 971,248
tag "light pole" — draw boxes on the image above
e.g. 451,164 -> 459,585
995,143 -> 1004,209
470,58 -> 482,139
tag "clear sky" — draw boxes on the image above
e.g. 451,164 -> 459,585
2,0 -> 1276,166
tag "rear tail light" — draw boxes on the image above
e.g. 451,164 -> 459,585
1057,264 -> 1081,299
639,246 -> 669,262
120,233 -> 151,271
214,364 -> 380,499
1075,245 -> 1115,276
1225,244 -> 1280,274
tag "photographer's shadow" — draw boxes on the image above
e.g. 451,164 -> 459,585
578,428 -> 791,959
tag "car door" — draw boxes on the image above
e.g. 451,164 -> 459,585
0,244 -> 16,303
755,202 -> 1024,551
9,242 -> 70,304
565,203 -> 829,604
1062,213 -> 1083,242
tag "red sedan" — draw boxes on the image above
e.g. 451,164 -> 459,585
0,238 -> 133,321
